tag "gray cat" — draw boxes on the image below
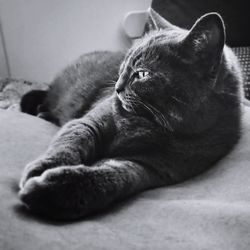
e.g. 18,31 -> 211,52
19,9 -> 243,220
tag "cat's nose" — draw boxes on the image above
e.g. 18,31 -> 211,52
115,86 -> 123,94
115,78 -> 125,94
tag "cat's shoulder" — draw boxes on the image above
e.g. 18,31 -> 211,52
222,46 -> 243,83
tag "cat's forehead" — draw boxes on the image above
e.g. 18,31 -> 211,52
124,29 -> 186,68
143,29 -> 185,46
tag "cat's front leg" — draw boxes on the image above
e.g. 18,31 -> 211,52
19,146 -> 81,189
19,159 -> 163,220
20,97 -> 114,189
20,115 -> 111,188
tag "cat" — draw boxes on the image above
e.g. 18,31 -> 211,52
19,9 -> 243,220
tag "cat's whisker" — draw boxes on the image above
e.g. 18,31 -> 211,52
127,96 -> 173,132
126,96 -> 153,115
122,97 -> 137,114
106,80 -> 117,86
108,80 -> 117,84
171,96 -> 188,106
168,110 -> 183,122
130,103 -> 137,114
219,91 -> 238,97
142,101 -> 173,131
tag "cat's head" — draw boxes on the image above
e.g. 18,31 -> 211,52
115,9 -> 225,131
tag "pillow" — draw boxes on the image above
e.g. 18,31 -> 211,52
1,107 -> 250,249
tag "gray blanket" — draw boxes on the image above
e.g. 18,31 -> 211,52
0,105 -> 250,249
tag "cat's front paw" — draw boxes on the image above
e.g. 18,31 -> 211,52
19,165 -> 114,220
19,159 -> 53,189
19,166 -> 91,220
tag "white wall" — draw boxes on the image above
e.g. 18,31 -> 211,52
0,0 -> 152,82
0,18 -> 9,78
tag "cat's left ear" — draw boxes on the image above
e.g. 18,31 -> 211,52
182,13 -> 225,57
145,8 -> 179,32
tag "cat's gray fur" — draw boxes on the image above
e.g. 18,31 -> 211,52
19,10 -> 243,220
37,51 -> 124,125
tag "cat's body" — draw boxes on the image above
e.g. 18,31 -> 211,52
21,51 -> 125,125
19,10 -> 243,220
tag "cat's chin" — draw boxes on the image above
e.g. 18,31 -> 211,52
116,94 -> 133,113
121,102 -> 133,112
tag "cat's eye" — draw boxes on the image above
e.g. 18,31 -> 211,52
135,70 -> 149,80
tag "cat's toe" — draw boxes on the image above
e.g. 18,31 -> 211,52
19,176 -> 51,215
19,160 -> 51,189
20,164 -> 39,189
19,177 -> 43,205
19,168 -> 85,220
19,175 -> 28,189
20,170 -> 36,189
19,166 -> 102,220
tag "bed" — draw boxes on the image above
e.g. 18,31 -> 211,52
1,104 -> 250,249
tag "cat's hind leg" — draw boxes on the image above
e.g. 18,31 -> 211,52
19,159 -> 162,220
37,111 -> 60,125
21,90 -> 48,116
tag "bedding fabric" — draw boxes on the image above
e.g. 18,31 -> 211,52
1,107 -> 250,250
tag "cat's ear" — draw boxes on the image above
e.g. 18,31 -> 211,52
145,8 -> 178,32
182,13 -> 225,57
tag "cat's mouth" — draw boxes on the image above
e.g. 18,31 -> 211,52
117,92 -> 174,131
116,93 -> 134,112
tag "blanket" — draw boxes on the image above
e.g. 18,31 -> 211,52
0,104 -> 250,249
0,78 -> 48,110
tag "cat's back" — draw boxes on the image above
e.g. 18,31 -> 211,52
216,46 -> 243,99
46,51 -> 125,111
41,51 -> 125,124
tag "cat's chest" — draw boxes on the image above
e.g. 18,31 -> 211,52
105,116 -> 167,157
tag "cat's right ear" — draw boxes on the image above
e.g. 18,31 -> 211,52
145,8 -> 178,32
182,13 -> 225,58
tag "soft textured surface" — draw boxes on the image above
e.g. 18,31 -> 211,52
0,78 -> 48,110
1,106 -> 250,249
